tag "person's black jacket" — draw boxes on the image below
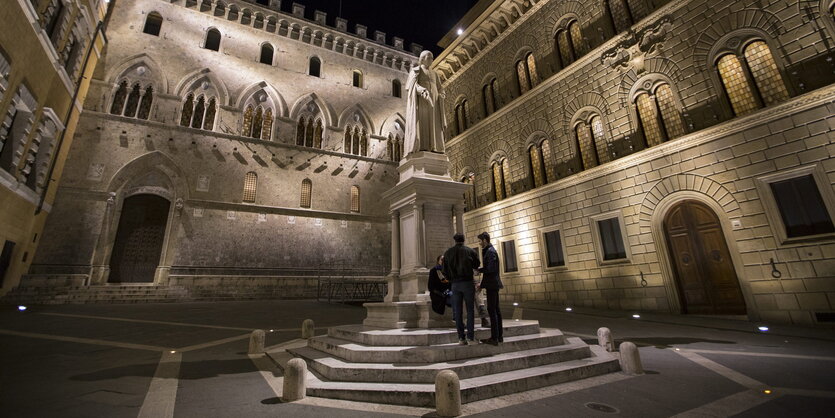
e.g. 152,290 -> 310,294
479,244 -> 503,290
442,243 -> 480,282
428,265 -> 450,314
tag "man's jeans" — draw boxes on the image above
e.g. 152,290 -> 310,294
451,280 -> 476,340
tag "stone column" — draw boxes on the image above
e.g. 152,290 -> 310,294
414,202 -> 425,269
454,204 -> 465,234
390,211 -> 401,275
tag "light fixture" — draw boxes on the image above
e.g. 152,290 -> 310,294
170,350 -> 176,354
17,305 -> 27,312
456,28 -> 463,35
565,307 -> 573,312
763,389 -> 772,395
513,302 -> 519,306
757,326 -> 769,332
632,314 -> 641,319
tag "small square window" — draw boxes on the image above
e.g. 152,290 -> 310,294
501,240 -> 518,273
598,218 -> 627,260
543,230 -> 565,267
770,175 -> 835,238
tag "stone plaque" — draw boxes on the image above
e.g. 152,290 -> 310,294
197,175 -> 210,192
287,216 -> 296,224
86,163 -> 105,181
227,211 -> 236,220
258,213 -> 267,223
341,220 -> 348,228
314,218 -> 323,227
364,222 -> 371,230
193,208 -> 204,217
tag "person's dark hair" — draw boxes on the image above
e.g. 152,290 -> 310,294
436,255 -> 443,264
453,232 -> 465,243
477,232 -> 490,242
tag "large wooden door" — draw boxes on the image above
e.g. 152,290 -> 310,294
109,194 -> 170,283
664,200 -> 746,315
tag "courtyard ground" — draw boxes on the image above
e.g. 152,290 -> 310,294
1,300 -> 833,417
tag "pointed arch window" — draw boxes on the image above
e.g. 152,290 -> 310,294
296,117 -> 306,146
516,53 -> 538,94
309,57 -> 321,77
111,81 -> 154,120
387,134 -> 403,161
716,40 -> 789,117
607,0 -> 634,33
137,86 -> 154,120
392,79 -> 402,98
296,117 -> 322,148
300,179 -> 312,208
455,100 -> 468,135
143,12 -> 163,36
634,83 -> 685,147
205,28 -> 221,51
110,81 -> 129,115
243,172 -> 257,203
344,125 -> 367,156
260,43 -> 274,65
181,93 -> 217,131
350,186 -> 360,213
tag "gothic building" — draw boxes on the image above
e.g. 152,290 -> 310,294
0,0 -> 105,294
21,0 -> 419,292
439,0 -> 835,325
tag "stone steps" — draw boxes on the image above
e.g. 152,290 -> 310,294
275,320 -> 621,407
290,344 -> 619,407
292,337 -> 593,383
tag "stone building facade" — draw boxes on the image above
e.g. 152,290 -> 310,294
25,0 -> 420,290
437,0 -> 835,325
0,0 -> 106,294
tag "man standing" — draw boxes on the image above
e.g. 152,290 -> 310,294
477,232 -> 503,345
442,233 -> 480,345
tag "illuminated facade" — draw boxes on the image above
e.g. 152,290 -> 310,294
438,0 -> 835,325
23,0 -> 419,290
0,0 -> 106,294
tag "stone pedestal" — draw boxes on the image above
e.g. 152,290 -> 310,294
363,151 -> 470,329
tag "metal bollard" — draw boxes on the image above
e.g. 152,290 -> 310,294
435,369 -> 461,417
619,341 -> 644,375
282,358 -> 307,402
248,329 -> 265,354
597,327 -> 614,352
302,319 -> 315,339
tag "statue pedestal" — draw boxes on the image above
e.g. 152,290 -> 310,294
364,152 -> 470,329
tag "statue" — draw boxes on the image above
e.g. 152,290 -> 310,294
404,51 -> 446,156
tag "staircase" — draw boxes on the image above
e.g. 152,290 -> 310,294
2,285 -> 191,305
271,320 -> 620,407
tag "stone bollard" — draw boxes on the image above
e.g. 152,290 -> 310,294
619,341 -> 644,375
435,369 -> 461,417
302,319 -> 315,339
512,305 -> 523,321
597,327 -> 614,352
248,329 -> 265,354
282,358 -> 307,402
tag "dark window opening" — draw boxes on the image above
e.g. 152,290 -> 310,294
309,57 -> 321,77
143,12 -> 163,36
0,240 -> 15,287
770,175 -> 835,238
392,79 -> 402,98
502,240 -> 518,273
259,44 -> 274,65
205,29 -> 221,51
598,217 -> 627,260
544,230 -> 565,267
256,0 -> 269,5
352,70 -> 362,88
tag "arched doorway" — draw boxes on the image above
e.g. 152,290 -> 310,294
664,200 -> 746,314
108,194 -> 171,283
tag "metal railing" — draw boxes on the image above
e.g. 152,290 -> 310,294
316,262 -> 388,303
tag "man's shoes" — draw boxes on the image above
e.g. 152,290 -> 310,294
459,339 -> 468,346
468,339 -> 476,345
480,338 -> 499,346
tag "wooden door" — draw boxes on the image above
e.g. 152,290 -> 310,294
664,200 -> 746,315
109,194 -> 170,283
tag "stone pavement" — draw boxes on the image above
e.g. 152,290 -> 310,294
1,300 -> 833,417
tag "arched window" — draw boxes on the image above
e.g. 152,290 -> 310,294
516,53 -> 539,94
392,79 -> 402,98
243,172 -> 257,203
607,0 -> 634,33
111,80 -> 155,120
300,179 -> 312,208
350,186 -> 360,212
555,20 -> 584,69
491,158 -> 510,201
482,78 -> 499,116
259,43 -> 274,65
295,117 -> 322,148
461,173 -> 476,211
343,125 -> 367,156
528,140 -> 550,188
110,81 -> 128,115
228,5 -> 239,21
716,40 -> 789,116
137,86 -> 154,120
455,100 -> 468,135
634,83 -> 685,147
296,117 -> 306,146
309,57 -> 321,77
574,120 -> 600,170
124,83 -> 141,118
143,12 -> 163,36
205,28 -> 221,51
180,93 -> 217,131
352,70 -> 363,88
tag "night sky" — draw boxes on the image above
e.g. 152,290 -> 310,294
284,0 -> 480,55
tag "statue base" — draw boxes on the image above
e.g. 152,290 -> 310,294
363,300 -> 451,329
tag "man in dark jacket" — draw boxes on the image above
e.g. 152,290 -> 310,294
477,232 -> 503,345
442,233 -> 481,345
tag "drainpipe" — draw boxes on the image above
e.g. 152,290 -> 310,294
35,0 -> 114,215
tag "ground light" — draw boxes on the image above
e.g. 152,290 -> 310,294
565,307 -> 573,312
757,326 -> 769,332
18,305 -> 27,312
632,314 -> 641,319
763,389 -> 773,395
